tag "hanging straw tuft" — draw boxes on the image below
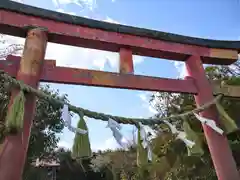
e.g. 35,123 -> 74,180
5,91 -> 25,134
137,127 -> 148,179
72,114 -> 92,159
216,102 -> 238,134
182,119 -> 204,156
71,113 -> 92,173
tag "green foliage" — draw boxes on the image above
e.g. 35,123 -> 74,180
56,148 -> 89,180
51,60 -> 240,180
0,82 -> 68,179
22,85 -> 69,179
182,120 -> 204,156
216,102 -> 238,134
23,166 -> 50,180
145,62 -> 240,180
0,78 -> 11,142
0,55 -> 239,180
136,127 -> 148,179
26,85 -> 68,163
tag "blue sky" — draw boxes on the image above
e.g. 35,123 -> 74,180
8,0 -> 240,151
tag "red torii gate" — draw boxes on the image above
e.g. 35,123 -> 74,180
0,1 -> 240,180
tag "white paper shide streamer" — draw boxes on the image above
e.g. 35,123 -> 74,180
61,104 -> 87,134
107,119 -> 128,148
163,120 -> 195,148
138,122 -> 153,161
193,113 -> 224,135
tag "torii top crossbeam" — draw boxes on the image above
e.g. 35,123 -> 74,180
0,0 -> 240,65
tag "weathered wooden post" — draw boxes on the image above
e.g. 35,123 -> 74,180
0,27 -> 48,180
119,48 -> 134,74
185,55 -> 240,180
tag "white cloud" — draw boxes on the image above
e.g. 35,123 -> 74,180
1,4 -> 144,72
58,125 -> 157,152
58,140 -> 71,149
57,133 -> 120,152
173,61 -> 186,79
45,42 -> 143,72
52,0 -> 97,11
92,137 -> 119,151
229,54 -> 240,72
0,3 -> 145,152
104,17 -> 121,24
0,27 -> 144,73
0,35 -> 24,59
138,91 -> 180,116
92,128 -> 157,151
138,92 -> 158,115
56,8 -> 77,15
10,0 -> 24,3
43,16 -> 144,71
0,32 -> 145,151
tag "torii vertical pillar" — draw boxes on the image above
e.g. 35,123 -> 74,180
0,27 -> 48,180
186,55 -> 240,180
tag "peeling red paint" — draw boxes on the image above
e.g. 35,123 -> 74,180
0,10 -> 237,65
119,48 -> 134,74
186,56 -> 240,180
2,56 -> 197,94
0,29 -> 48,180
0,5 -> 239,180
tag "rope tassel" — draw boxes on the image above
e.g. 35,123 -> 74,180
182,120 -> 204,156
5,91 -> 25,133
72,114 -> 92,159
137,127 -> 148,179
216,102 -> 238,134
71,114 -> 91,174
0,70 -> 223,126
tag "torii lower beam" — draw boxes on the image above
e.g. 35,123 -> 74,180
1,56 -> 197,94
2,56 -> 240,98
